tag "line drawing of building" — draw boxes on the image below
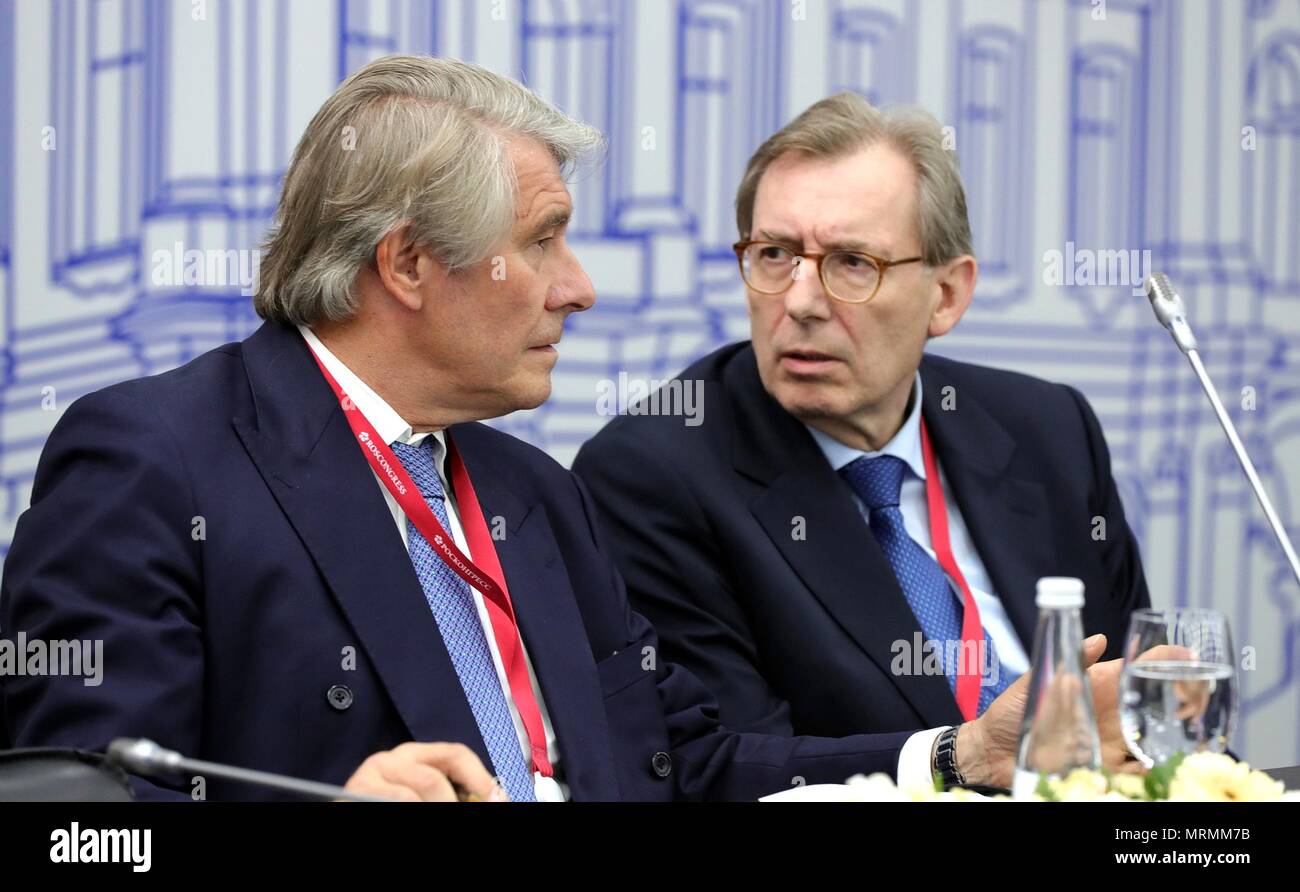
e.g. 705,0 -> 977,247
0,0 -> 1297,766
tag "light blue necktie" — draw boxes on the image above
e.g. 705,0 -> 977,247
390,437 -> 535,802
840,455 -> 1015,714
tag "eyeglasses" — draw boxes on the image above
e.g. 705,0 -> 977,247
732,240 -> 924,304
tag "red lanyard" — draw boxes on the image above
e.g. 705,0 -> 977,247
919,418 -> 985,721
307,346 -> 553,778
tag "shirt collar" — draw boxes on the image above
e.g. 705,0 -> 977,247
298,324 -> 445,458
805,371 -> 926,480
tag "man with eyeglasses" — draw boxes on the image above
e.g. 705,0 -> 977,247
574,93 -> 1149,790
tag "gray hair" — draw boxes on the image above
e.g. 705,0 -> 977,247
735,92 -> 973,266
255,54 -> 605,326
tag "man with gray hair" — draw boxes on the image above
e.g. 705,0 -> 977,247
575,92 -> 1150,790
1,58 -> 1110,801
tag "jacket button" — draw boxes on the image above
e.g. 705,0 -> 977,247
326,684 -> 353,711
651,751 -> 672,778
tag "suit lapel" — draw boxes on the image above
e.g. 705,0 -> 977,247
729,350 -> 964,728
450,425 -> 621,801
919,357 -> 1051,651
232,321 -> 490,767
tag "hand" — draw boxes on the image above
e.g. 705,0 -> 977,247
341,742 -> 506,802
956,634 -> 1138,787
1083,642 -> 1145,776
1091,643 -> 1195,773
1131,644 -> 1203,720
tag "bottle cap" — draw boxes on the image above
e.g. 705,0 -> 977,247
1036,576 -> 1084,609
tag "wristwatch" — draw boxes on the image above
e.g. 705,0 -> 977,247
933,725 -> 965,788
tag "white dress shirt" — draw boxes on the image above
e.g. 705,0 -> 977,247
300,326 -> 565,801
805,372 -> 1030,788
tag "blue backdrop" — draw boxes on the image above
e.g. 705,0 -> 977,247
1,0 -> 1298,766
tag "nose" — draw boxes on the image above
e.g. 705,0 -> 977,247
782,256 -> 831,322
549,244 -> 596,314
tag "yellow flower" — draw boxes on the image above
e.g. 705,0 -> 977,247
1168,752 -> 1286,802
933,787 -> 1000,801
844,772 -> 913,802
1049,768 -> 1111,801
1109,772 -> 1149,800
843,773 -> 1002,801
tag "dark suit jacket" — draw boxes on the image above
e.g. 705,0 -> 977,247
573,342 -> 1150,737
0,321 -> 918,800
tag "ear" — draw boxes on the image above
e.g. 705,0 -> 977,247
374,225 -> 437,312
927,254 -> 977,338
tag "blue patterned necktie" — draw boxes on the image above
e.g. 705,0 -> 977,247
839,455 -> 1014,714
389,437 -> 535,802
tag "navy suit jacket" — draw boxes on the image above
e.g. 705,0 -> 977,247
573,342 -> 1150,737
0,321 -> 914,800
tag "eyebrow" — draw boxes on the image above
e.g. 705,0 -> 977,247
522,208 -> 572,243
756,228 -> 888,257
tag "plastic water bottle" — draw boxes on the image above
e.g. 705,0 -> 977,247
1012,577 -> 1102,798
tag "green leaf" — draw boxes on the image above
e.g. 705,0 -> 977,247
1035,773 -> 1058,802
1143,751 -> 1186,801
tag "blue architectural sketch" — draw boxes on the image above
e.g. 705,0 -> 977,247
0,0 -> 1298,766
830,3 -> 914,105
957,22 -> 1029,304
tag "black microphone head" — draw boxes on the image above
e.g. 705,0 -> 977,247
106,738 -> 180,777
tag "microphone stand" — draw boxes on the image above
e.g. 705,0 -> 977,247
1147,274 -> 1300,590
106,737 -> 394,802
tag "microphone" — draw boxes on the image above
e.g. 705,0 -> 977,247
106,738 -> 393,802
1147,273 -> 1198,354
1145,274 -> 1300,589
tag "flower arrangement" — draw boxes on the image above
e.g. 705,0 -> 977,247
842,753 -> 1298,802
